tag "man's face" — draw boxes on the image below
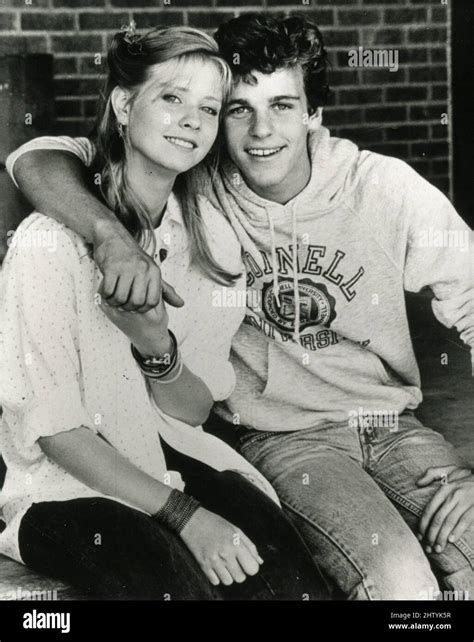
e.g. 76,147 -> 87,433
223,67 -> 311,204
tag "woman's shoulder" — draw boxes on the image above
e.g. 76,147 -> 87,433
7,212 -> 91,268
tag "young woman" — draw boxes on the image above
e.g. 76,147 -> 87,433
0,24 -> 327,600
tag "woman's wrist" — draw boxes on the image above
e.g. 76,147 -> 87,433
133,328 -> 172,359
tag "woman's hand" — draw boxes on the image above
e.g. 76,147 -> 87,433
180,506 -> 263,586
100,295 -> 175,357
417,465 -> 474,553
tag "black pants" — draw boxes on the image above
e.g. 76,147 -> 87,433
18,441 -> 329,600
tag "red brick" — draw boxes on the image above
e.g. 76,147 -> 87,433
432,85 -> 448,101
409,66 -> 447,83
410,106 -> 446,121
385,86 -> 428,103
21,13 -> 76,31
408,28 -> 447,45
55,99 -> 82,118
79,13 -> 129,30
365,106 -> 406,122
0,35 -> 47,54
54,0 -> 106,6
338,9 -> 381,26
431,48 -> 447,64
188,12 -> 233,29
338,87 -> 383,105
0,12 -> 16,30
400,48 -> 428,64
54,57 -> 78,75
323,107 -> 364,126
359,68 -> 406,84
385,124 -> 429,141
384,8 -> 426,23
338,126 -> 384,144
55,77 -> 103,96
51,35 -> 103,53
287,9 -> 335,26
132,11 -> 184,28
430,125 -> 448,140
411,142 -> 448,159
323,29 -> 359,47
372,29 -> 404,46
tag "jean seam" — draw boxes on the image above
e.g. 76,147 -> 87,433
376,479 -> 474,570
280,499 -> 375,600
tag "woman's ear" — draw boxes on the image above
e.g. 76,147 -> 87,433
111,86 -> 131,127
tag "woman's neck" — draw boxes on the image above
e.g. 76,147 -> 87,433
125,152 -> 177,228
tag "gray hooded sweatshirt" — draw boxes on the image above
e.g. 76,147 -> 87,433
211,125 -> 473,431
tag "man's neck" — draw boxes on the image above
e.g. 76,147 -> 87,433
246,164 -> 311,205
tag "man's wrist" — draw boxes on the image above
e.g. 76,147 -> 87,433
91,211 -> 127,247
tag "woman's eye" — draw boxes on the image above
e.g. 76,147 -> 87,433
274,103 -> 291,111
202,106 -> 218,116
163,94 -> 181,104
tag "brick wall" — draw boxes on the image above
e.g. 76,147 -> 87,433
0,0 -> 451,195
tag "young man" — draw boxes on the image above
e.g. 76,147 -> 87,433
5,14 -> 474,600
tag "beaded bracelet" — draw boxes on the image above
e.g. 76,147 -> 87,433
131,330 -> 179,379
152,488 -> 201,534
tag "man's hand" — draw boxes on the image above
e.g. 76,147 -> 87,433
417,465 -> 474,554
94,233 -> 183,313
180,507 -> 263,586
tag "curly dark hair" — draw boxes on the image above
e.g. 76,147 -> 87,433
214,13 -> 330,115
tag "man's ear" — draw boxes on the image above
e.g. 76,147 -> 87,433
308,107 -> 323,131
111,86 -> 131,127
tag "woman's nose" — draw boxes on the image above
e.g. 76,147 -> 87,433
180,108 -> 201,130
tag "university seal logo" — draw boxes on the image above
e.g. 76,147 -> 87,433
261,279 -> 337,333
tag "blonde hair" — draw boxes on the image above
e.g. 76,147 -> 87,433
92,25 -> 239,285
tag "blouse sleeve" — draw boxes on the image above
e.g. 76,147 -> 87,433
0,213 -> 97,458
6,136 -> 96,189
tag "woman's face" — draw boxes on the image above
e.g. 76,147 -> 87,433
125,57 -> 224,175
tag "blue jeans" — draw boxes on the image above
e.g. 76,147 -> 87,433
233,413 -> 474,600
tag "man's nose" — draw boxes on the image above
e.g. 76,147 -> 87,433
249,112 -> 272,138
179,107 -> 201,130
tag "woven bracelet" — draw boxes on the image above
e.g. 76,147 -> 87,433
152,488 -> 201,534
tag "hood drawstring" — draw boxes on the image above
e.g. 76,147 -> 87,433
291,202 -> 300,343
267,211 -> 280,306
266,204 -> 300,344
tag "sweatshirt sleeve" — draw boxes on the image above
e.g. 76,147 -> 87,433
6,136 -> 96,188
401,164 -> 473,371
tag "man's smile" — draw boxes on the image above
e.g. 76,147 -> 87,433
246,146 -> 285,158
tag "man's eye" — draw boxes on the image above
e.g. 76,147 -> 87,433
227,106 -> 249,116
274,103 -> 291,111
163,94 -> 181,103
